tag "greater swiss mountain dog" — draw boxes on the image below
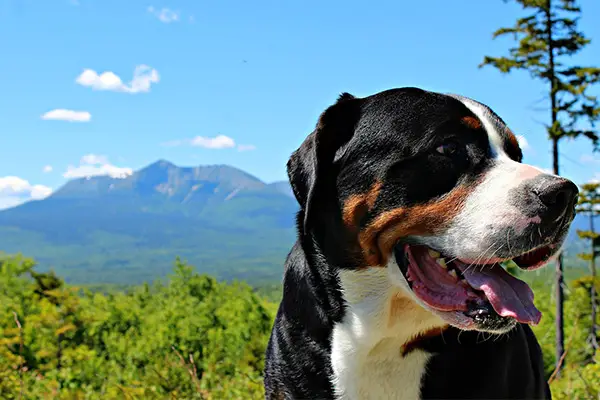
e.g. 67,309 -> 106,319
264,87 -> 577,400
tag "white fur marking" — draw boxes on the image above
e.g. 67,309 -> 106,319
331,261 -> 446,400
452,96 -> 507,159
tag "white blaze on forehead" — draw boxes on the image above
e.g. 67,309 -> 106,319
448,95 -> 508,159
415,94 -> 547,262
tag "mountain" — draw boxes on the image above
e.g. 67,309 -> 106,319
563,212 -> 598,266
0,161 -> 299,285
0,159 -> 592,285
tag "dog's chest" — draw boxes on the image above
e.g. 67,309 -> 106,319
330,268 -> 443,400
330,332 -> 431,400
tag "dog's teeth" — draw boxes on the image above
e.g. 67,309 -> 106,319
428,249 -> 441,258
448,269 -> 458,279
437,258 -> 447,269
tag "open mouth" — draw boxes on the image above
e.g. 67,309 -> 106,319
394,243 -> 556,328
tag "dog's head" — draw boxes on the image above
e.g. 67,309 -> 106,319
288,88 -> 577,334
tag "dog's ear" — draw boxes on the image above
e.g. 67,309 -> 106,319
287,92 -> 362,235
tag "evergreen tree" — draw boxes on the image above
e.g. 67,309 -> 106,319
576,182 -> 600,356
480,0 -> 600,372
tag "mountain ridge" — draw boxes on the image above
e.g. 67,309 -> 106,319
51,160 -> 291,201
0,160 -> 298,284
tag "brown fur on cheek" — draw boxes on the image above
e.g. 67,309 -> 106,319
342,181 -> 383,233
358,186 -> 471,266
340,182 -> 384,266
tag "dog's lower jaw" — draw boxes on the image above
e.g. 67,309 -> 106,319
331,267 -> 447,400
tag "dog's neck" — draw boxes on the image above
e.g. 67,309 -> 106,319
335,267 -> 447,351
330,267 -> 449,400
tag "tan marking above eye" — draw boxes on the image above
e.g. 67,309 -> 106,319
460,115 -> 482,130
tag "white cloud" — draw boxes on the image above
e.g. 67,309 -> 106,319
516,135 -> 529,150
190,135 -> 236,149
63,154 -> 133,179
43,165 -> 53,173
164,134 -> 241,149
147,6 -> 180,23
41,109 -> 91,122
76,65 -> 160,94
31,186 -> 53,200
64,165 -> 132,179
0,176 -> 52,210
0,197 -> 25,210
237,144 -> 256,152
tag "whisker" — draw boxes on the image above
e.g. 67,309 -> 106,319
480,243 -> 505,271
463,242 -> 498,275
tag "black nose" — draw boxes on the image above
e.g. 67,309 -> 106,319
535,176 -> 578,223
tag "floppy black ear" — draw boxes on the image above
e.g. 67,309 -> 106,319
287,92 -> 362,236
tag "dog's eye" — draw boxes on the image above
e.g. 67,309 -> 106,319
435,140 -> 459,156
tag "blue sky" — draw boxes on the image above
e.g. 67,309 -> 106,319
0,0 -> 599,209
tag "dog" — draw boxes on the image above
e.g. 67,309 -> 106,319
264,87 -> 577,400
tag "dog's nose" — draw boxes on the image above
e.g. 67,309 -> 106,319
534,176 -> 578,223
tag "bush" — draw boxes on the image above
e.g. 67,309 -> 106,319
0,254 -> 274,399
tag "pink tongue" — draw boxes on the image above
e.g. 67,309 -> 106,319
406,245 -> 478,312
455,262 -> 541,325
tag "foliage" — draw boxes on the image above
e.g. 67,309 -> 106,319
254,282 -> 283,304
480,0 -> 600,148
534,276 -> 600,369
575,182 -> 600,354
2,251 -> 600,398
531,274 -> 600,398
550,353 -> 600,400
576,182 -> 600,252
0,254 -> 275,399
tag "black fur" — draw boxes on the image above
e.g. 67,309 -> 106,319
418,326 -> 550,399
264,88 -> 553,399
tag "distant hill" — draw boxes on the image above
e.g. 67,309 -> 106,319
0,160 -> 298,285
563,212 -> 598,267
0,160 -> 592,284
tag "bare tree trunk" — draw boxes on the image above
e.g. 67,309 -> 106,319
590,213 -> 598,355
553,139 -> 565,374
545,0 -> 565,374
